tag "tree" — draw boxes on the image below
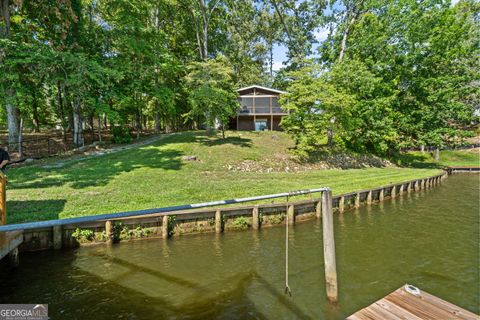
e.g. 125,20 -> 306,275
185,56 -> 239,138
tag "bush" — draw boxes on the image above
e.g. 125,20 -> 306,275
232,216 -> 249,230
72,228 -> 95,243
112,126 -> 132,144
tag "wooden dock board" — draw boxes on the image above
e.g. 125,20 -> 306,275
347,285 -> 479,320
0,230 -> 23,260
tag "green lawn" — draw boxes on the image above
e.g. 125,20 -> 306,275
6,131 -> 446,224
394,149 -> 479,168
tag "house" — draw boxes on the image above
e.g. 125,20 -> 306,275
229,85 -> 288,131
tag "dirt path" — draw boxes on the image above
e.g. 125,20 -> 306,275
41,133 -> 175,169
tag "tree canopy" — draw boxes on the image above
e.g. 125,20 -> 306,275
0,0 -> 477,155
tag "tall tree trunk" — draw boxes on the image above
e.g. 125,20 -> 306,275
89,115 -> 95,142
18,117 -> 23,158
338,2 -> 363,62
199,0 -> 209,60
1,0 -> 20,151
135,92 -> 141,140
97,116 -> 102,142
154,99 -> 161,133
327,128 -> 334,147
32,91 -> 40,133
269,40 -> 274,81
434,147 -> 440,161
6,95 -> 19,151
73,95 -> 84,147
57,82 -> 67,145
63,84 -> 74,132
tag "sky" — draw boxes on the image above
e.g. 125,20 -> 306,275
271,26 -> 330,71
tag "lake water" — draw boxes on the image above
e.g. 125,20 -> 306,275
0,174 -> 478,319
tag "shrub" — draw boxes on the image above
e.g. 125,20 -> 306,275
232,216 -> 249,230
72,228 -> 95,243
112,126 -> 132,144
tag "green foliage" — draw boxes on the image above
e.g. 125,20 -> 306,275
72,227 -> 95,243
232,216 -> 249,230
110,222 -> 153,242
184,56 -> 240,137
167,215 -> 176,237
268,213 -> 285,225
282,1 -> 479,156
111,126 -> 133,144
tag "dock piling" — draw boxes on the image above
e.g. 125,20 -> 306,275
252,206 -> 260,230
287,204 -> 295,225
339,196 -> 345,213
354,193 -> 360,208
367,191 -> 372,204
322,190 -> 337,303
316,199 -> 322,219
215,210 -> 222,233
162,215 -> 169,239
53,225 -> 62,250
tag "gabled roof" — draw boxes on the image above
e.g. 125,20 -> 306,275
236,85 -> 287,95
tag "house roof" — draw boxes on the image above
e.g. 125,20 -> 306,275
236,85 -> 287,95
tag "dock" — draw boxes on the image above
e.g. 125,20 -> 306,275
347,284 -> 479,320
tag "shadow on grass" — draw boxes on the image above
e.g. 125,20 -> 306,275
6,199 -> 66,223
391,153 -> 441,169
194,135 -> 252,148
8,147 -> 184,190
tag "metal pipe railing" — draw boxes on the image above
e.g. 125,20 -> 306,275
0,187 -> 330,233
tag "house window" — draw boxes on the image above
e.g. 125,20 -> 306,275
255,119 -> 268,131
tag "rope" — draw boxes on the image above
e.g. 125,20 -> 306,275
285,195 -> 292,296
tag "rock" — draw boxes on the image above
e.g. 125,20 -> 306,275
24,158 -> 34,163
271,135 -> 278,140
182,155 -> 198,161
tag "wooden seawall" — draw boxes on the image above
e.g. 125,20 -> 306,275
447,166 -> 480,174
12,172 -> 448,252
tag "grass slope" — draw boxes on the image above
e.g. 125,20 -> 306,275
7,131 -> 444,224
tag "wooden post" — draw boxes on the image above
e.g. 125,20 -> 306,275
339,196 -> 345,213
322,190 -> 337,303
366,190 -> 372,204
53,225 -> 62,250
252,206 -> 260,230
215,210 -> 222,233
379,189 -> 384,201
287,204 -> 295,225
316,199 -> 322,219
105,220 -> 113,244
270,96 -> 273,131
391,186 -> 397,198
0,173 -> 6,226
399,184 -> 404,194
162,215 -> 169,239
407,182 -> 412,192
9,247 -> 19,267
354,193 -> 360,208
